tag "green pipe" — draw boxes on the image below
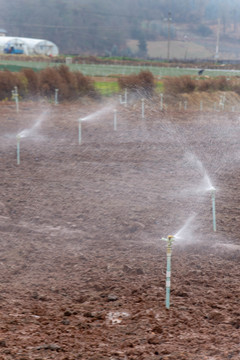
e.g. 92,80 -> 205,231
211,188 -> 216,232
16,135 -> 20,165
114,109 -> 117,131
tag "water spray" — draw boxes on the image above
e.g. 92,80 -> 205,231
16,134 -> 21,165
55,89 -> 59,105
113,109 -> 117,131
211,187 -> 216,232
78,118 -> 82,145
141,98 -> 145,119
161,235 -> 175,309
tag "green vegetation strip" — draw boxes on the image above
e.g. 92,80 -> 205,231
95,81 -> 119,96
2,59 -> 240,77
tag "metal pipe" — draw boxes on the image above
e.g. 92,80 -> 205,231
211,188 -> 216,232
114,109 -> 117,131
16,135 -> 20,165
55,89 -> 59,105
161,235 -> 174,309
160,93 -> 163,111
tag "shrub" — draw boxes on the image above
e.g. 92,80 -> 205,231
21,68 -> 39,96
74,71 -> 98,98
38,67 -> 63,98
163,75 -> 196,94
0,70 -> 18,100
56,65 -> 77,100
197,76 -> 228,92
118,70 -> 155,96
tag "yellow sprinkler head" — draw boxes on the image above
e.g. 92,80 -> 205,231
167,235 -> 175,248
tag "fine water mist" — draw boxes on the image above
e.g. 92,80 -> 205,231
185,152 -> 215,193
80,104 -> 115,122
17,110 -> 49,139
174,214 -> 196,244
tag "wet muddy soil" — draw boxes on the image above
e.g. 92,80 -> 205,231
0,97 -> 240,359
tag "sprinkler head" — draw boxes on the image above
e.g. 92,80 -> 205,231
16,134 -> 21,140
210,187 -> 216,196
167,235 -> 175,246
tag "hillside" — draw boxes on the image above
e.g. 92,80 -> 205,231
0,0 -> 240,60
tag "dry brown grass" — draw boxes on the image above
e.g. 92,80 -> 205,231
118,70 -> 155,96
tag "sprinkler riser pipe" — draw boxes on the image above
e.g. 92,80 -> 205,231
114,110 -> 117,131
166,253 -> 172,309
17,138 -> 20,165
211,190 -> 216,232
160,93 -> 163,111
55,89 -> 59,105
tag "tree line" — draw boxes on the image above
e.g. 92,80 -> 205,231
0,0 -> 239,56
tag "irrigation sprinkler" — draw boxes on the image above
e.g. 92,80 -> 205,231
184,100 -> 188,110
55,89 -> 59,105
161,235 -> 175,309
12,86 -> 19,113
113,109 -> 117,131
119,88 -> 127,106
141,98 -> 145,119
124,88 -> 127,107
160,93 -> 163,111
200,101 -> 203,111
211,187 -> 217,232
219,94 -> 225,111
78,118 -> 82,145
16,134 -> 21,165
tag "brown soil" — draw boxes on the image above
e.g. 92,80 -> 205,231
0,95 -> 240,360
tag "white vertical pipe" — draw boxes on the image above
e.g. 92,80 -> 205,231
114,109 -> 117,131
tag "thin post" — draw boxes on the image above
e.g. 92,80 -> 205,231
16,135 -> 20,165
211,189 -> 216,232
161,235 -> 174,309
13,86 -> 19,113
160,93 -> 163,111
55,89 -> 59,105
167,12 -> 172,61
114,109 -> 117,131
124,88 -> 127,107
